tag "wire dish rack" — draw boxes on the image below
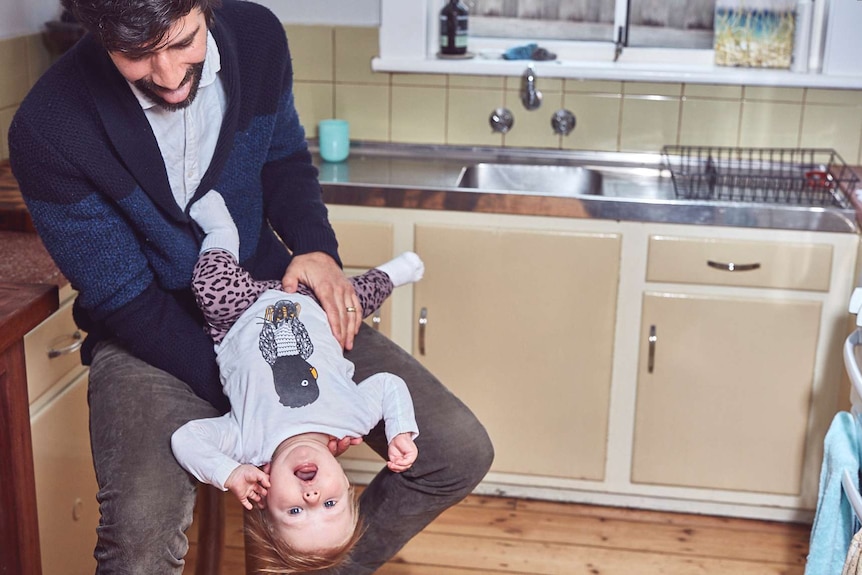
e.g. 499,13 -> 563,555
662,146 -> 859,209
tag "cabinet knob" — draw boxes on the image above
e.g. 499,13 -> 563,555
372,311 -> 381,331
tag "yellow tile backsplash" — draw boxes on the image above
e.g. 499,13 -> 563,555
334,83 -> 390,141
2,24 -> 862,164
739,101 -> 804,148
560,94 -> 621,152
284,25 -> 334,83
391,85 -> 447,144
620,97 -> 681,152
333,27 -> 387,86
801,104 -> 862,162
679,99 -> 741,147
684,84 -> 743,100
503,88 -> 562,149
0,36 -> 32,110
293,83 -> 335,136
447,88 -> 504,147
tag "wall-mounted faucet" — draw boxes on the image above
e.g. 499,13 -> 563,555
520,65 -> 543,111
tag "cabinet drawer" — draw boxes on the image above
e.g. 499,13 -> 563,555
25,297 -> 85,404
646,235 -> 832,291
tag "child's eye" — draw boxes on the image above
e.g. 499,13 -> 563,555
324,500 -> 337,508
288,507 -> 302,515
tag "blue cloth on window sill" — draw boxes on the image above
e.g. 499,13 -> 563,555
502,43 -> 557,61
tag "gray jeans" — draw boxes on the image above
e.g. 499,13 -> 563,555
88,324 -> 494,574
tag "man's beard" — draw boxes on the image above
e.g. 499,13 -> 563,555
134,61 -> 205,112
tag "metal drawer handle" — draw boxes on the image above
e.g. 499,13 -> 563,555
418,307 -> 428,356
372,311 -> 381,331
707,260 -> 761,272
647,325 -> 657,374
48,330 -> 83,359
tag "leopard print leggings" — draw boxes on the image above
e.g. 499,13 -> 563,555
191,249 -> 393,344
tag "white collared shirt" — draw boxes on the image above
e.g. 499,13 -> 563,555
129,31 -> 227,211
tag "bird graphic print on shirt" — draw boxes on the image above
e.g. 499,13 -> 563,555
259,300 -> 319,408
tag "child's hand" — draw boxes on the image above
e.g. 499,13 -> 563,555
387,433 -> 418,473
225,464 -> 270,510
328,435 -> 363,457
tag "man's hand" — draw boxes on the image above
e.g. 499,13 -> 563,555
328,435 -> 364,457
387,433 -> 418,473
224,464 -> 271,510
282,252 -> 362,350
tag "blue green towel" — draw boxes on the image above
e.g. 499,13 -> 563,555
806,411 -> 861,574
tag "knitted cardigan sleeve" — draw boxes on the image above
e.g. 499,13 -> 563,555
9,109 -> 229,413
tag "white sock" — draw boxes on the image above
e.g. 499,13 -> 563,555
190,190 -> 240,260
377,252 -> 424,287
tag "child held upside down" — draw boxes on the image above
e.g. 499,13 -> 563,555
170,191 -> 422,573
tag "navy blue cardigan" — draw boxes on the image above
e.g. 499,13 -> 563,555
9,1 -> 340,412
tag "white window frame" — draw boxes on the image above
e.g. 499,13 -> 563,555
373,0 -> 862,89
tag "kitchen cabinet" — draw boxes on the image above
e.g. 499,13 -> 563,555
327,204 -> 859,520
632,292 -> 820,494
631,234 -> 835,497
25,288 -> 97,575
30,371 -> 96,575
330,219 -> 399,464
412,223 -> 620,480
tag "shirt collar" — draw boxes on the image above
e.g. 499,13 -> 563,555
128,30 -> 221,111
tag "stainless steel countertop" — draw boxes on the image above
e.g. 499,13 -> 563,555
314,143 -> 861,234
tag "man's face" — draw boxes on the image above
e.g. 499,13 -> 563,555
108,8 -> 208,111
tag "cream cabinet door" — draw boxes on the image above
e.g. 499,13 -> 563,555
331,220 -> 395,337
413,224 -> 621,480
330,219 -> 396,464
30,372 -> 99,575
631,292 -> 821,495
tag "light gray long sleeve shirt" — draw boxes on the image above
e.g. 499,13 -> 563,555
171,289 -> 418,490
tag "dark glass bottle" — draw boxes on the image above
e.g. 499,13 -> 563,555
440,0 -> 469,56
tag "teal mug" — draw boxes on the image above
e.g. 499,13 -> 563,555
318,119 -> 350,163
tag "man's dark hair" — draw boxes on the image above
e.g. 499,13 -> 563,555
60,0 -> 222,53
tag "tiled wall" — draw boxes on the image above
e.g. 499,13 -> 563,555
0,34 -> 53,160
289,25 -> 862,165
2,24 -> 862,165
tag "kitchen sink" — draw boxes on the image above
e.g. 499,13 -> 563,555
456,163 -> 603,196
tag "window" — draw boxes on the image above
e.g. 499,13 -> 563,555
374,0 -> 862,89
466,0 -> 716,50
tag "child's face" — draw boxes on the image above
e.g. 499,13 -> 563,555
263,436 -> 354,553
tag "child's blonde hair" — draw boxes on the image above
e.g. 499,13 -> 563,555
244,487 -> 363,574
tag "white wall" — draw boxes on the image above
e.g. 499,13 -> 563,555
0,0 -> 62,39
0,0 -> 380,40
239,0 -> 380,26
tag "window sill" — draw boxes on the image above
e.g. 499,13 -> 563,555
372,55 -> 862,90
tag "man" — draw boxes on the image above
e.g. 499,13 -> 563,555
8,0 -> 494,572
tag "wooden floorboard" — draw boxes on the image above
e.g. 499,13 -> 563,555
183,490 -> 811,575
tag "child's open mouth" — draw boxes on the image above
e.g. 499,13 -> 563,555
294,463 -> 318,481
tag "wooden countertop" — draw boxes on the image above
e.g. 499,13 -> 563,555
0,282 -> 59,351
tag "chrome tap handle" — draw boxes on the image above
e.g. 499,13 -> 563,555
551,109 -> 576,136
489,108 -> 514,133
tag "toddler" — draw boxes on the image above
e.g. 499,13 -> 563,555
171,191 -> 421,573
